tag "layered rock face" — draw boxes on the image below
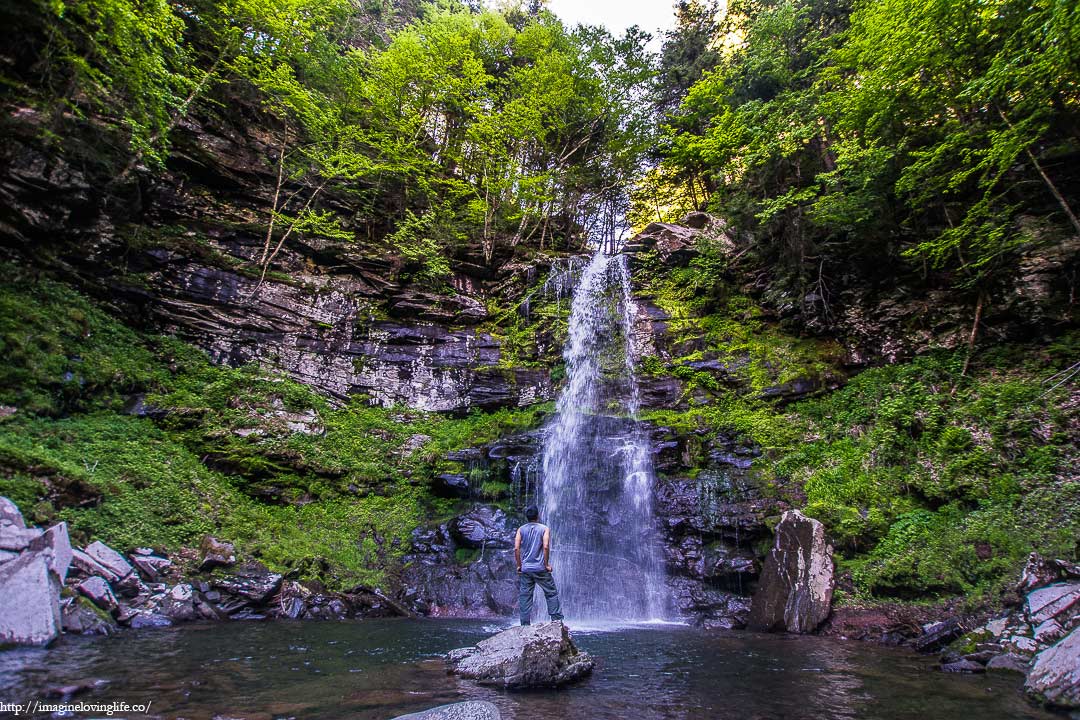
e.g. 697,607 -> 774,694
625,213 -> 1080,366
747,510 -> 835,633
0,108 -> 559,414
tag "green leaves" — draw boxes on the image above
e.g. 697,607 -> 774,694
648,0 -> 1080,313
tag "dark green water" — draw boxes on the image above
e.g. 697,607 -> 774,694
0,620 -> 1056,719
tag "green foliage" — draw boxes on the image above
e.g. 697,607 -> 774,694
773,351 -> 1078,599
0,266 -> 163,415
648,0 -> 1080,314
633,238 -> 843,399
0,273 -> 549,589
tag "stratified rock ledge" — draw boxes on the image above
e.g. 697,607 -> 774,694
446,621 -> 593,689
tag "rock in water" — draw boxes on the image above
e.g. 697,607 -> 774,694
390,701 -> 500,720
1026,625 -> 1080,709
446,621 -> 594,689
0,499 -> 73,646
747,510 -> 835,633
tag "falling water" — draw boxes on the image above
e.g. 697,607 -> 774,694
538,250 -> 668,622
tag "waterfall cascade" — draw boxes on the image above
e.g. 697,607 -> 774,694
537,250 -> 668,623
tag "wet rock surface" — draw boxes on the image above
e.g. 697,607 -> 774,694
446,621 -> 593,689
391,702 -> 501,720
1026,625 -> 1080,709
898,553 -> 1080,709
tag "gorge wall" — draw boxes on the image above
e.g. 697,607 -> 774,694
1,94 -> 1077,637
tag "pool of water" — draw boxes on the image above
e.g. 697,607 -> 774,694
0,619 -> 1055,719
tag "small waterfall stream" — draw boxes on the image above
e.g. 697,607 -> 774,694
539,250 -> 668,622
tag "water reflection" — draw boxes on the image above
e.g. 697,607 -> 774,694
0,620 -> 1055,720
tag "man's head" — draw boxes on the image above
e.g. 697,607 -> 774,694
525,505 -> 539,522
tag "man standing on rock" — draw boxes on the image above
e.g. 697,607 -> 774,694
515,505 -> 564,625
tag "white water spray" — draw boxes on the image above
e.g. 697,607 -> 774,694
539,250 -> 668,622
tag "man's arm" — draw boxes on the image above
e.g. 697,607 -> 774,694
543,526 -> 552,572
514,528 -> 522,572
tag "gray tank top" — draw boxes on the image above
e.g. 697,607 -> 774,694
519,522 -> 548,572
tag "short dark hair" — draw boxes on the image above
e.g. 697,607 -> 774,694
525,505 -> 539,521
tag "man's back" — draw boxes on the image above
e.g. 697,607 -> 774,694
518,522 -> 548,572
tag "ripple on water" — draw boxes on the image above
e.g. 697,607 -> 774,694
0,619 -> 1058,720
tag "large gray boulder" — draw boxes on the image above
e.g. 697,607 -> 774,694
1026,625 -> 1080,709
0,500 -> 73,646
390,701 -> 500,720
446,621 -> 594,689
747,510 -> 835,633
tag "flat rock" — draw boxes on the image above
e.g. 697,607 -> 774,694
447,621 -> 593,689
941,659 -> 985,673
986,653 -> 1029,674
71,548 -> 120,582
84,541 -> 134,580
127,611 -> 174,629
747,510 -> 835,633
1026,582 -> 1080,627
1026,625 -> 1080,709
78,576 -> 119,614
131,554 -> 171,582
913,619 -> 964,653
390,701 -> 500,720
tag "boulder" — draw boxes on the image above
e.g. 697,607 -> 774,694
446,621 -> 594,689
390,702 -> 500,720
31,523 -> 73,582
747,510 -> 835,633
0,517 -> 72,646
986,653 -> 1029,674
0,550 -> 63,645
84,540 -> 134,580
212,562 -> 283,607
78,576 -> 119,614
1026,625 -> 1080,709
433,473 -> 470,498
0,496 -> 25,528
448,507 -> 515,550
161,583 -> 197,622
61,597 -> 117,636
199,536 -> 236,571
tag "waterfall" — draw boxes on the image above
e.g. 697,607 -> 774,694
538,250 -> 668,623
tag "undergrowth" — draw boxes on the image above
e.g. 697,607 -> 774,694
0,266 -> 548,589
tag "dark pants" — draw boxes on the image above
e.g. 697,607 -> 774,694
518,570 -> 563,625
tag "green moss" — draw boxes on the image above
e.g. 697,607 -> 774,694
773,350 -> 1078,601
0,264 -> 164,415
454,547 -> 481,564
0,269 -> 551,590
